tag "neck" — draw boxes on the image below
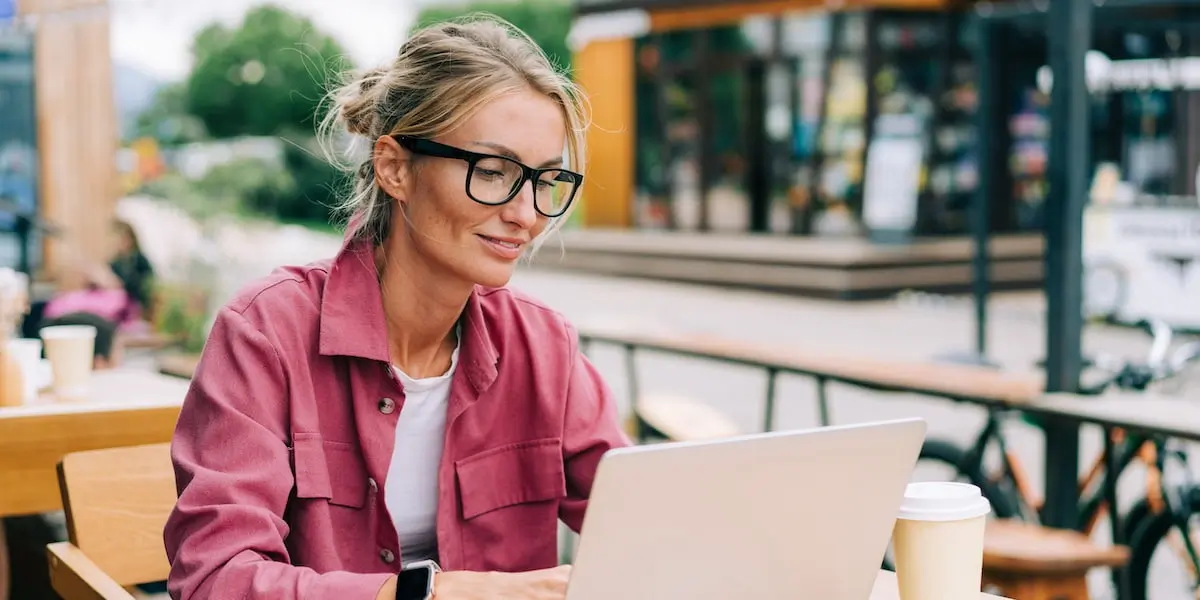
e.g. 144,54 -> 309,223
375,233 -> 471,378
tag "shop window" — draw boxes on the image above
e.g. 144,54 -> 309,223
707,66 -> 750,232
664,73 -> 703,231
633,36 -> 672,230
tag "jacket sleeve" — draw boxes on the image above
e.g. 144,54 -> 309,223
163,307 -> 392,600
558,322 -> 633,532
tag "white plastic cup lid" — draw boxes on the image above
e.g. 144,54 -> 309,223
40,325 -> 98,340
897,482 -> 991,522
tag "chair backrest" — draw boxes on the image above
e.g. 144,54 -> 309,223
57,442 -> 175,587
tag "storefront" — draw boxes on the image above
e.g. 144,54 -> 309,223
570,0 -> 1200,248
972,1 -> 1200,330
571,0 -> 988,236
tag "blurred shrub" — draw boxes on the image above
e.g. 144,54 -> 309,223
275,136 -> 349,226
152,282 -> 211,354
195,157 -> 298,217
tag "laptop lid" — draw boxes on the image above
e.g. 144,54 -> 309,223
565,418 -> 927,600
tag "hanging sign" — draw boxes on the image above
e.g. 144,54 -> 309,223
1038,51 -> 1200,94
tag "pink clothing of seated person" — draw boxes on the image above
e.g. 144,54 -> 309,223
164,239 -> 629,599
42,287 -> 141,330
164,19 -> 631,600
43,288 -> 128,323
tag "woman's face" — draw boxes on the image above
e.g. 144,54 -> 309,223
382,88 -> 567,289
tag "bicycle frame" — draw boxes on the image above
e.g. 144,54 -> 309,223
963,408 -> 1158,535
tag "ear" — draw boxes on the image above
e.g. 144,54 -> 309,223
373,135 -> 412,205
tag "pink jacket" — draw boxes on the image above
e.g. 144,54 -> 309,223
164,239 -> 631,600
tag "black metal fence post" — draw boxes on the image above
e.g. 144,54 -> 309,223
1042,0 -> 1092,530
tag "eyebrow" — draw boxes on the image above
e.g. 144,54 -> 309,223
471,140 -> 564,168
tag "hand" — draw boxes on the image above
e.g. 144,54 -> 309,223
435,565 -> 571,600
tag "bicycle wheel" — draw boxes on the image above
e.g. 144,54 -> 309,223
916,439 -> 1020,519
1126,486 -> 1200,600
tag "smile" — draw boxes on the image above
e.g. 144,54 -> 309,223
477,235 -> 525,260
479,236 -> 521,249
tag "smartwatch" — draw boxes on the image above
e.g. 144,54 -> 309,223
395,559 -> 440,600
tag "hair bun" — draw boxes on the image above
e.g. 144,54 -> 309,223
341,67 -> 389,136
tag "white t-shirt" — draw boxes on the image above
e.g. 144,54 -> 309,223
386,343 -> 459,566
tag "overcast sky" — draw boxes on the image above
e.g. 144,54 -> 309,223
109,0 -> 426,81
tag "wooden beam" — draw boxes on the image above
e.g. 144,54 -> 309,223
18,0 -> 118,282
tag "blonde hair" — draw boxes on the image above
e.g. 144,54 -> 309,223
319,15 -> 588,246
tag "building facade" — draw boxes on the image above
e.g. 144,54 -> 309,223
570,0 -> 1200,244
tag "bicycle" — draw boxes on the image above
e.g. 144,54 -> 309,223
912,319 -> 1200,600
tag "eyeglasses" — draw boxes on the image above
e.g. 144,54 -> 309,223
393,135 -> 583,218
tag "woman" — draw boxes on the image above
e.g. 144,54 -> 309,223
164,17 -> 630,600
106,219 -> 155,323
36,220 -> 153,368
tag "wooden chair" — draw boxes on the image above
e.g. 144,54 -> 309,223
982,519 -> 1130,600
46,443 -> 175,600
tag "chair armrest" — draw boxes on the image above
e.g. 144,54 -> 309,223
47,542 -> 137,600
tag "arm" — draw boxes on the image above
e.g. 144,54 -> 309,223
164,308 -> 393,600
558,323 -> 633,532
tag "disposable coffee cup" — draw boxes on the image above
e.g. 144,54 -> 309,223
41,325 -> 97,400
892,482 -> 991,600
6,338 -> 43,403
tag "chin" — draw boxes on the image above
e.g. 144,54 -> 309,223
467,263 -> 518,289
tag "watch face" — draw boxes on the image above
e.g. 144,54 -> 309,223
395,565 -> 433,600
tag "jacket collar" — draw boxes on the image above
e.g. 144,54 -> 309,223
318,238 -> 500,392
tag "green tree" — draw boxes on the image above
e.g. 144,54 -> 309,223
413,0 -> 574,73
184,4 -> 353,138
133,82 -> 208,145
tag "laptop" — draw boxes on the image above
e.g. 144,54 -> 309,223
565,418 -> 927,600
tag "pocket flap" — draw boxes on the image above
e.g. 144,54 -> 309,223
293,433 -> 367,509
455,438 -> 566,520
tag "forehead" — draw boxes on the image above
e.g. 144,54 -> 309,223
445,89 -> 566,164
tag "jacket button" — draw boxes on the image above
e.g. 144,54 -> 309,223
378,398 -> 396,414
380,548 -> 395,564
367,478 -> 378,493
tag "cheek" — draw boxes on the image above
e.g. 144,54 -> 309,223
405,170 -> 491,239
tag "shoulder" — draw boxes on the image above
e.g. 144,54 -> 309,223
219,258 -> 334,333
474,285 -> 577,347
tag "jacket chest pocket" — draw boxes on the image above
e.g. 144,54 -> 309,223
454,438 -> 566,571
292,432 -> 368,509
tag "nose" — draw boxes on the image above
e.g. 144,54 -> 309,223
500,178 -> 539,230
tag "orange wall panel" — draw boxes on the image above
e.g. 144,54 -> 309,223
574,38 -> 636,228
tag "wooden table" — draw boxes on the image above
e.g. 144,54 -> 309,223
1030,391 -> 1200,442
871,570 -> 1009,599
0,368 -> 189,517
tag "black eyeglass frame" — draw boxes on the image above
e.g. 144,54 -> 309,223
393,135 -> 583,218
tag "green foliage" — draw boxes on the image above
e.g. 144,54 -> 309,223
133,83 -> 209,144
194,157 -> 299,218
184,4 -> 354,138
277,136 -> 349,225
153,283 -> 210,354
413,0 -> 574,74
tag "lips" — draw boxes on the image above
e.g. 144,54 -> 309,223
479,235 -> 521,249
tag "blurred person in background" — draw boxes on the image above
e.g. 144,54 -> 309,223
35,218 -> 154,368
164,16 -> 629,600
